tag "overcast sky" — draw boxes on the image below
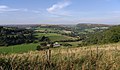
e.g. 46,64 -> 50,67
0,0 -> 120,25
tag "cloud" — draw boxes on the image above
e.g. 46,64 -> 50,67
46,0 -> 71,16
0,5 -> 8,9
0,5 -> 40,14
0,5 -> 20,13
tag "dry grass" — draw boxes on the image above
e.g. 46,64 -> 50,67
0,43 -> 120,70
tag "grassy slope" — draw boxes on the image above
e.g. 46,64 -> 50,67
35,33 -> 74,41
59,41 -> 82,47
0,42 -> 120,70
0,43 -> 39,54
1,41 -> 119,54
35,28 -> 56,31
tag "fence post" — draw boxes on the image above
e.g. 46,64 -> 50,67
96,45 -> 99,59
96,45 -> 99,70
47,49 -> 51,61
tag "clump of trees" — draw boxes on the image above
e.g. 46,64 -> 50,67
0,26 -> 35,46
39,36 -> 50,42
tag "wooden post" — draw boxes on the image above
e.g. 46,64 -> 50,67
96,45 -> 99,59
96,45 -> 99,70
47,49 -> 51,61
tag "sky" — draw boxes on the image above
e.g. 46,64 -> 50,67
0,0 -> 120,25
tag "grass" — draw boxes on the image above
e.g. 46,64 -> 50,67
0,43 -> 120,70
0,43 -> 39,54
35,27 -> 60,32
65,41 -> 82,47
35,33 -> 74,41
35,27 -> 54,30
59,41 -> 82,47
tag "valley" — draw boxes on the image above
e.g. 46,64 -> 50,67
0,23 -> 120,70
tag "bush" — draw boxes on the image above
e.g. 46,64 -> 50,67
36,45 -> 42,51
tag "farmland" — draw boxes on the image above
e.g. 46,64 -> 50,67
0,24 -> 116,54
0,32 -> 78,54
0,31 -> 78,54
1,0 -> 120,69
0,24 -> 120,70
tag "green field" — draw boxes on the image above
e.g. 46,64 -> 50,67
0,43 -> 38,54
0,41 -> 81,54
35,27 -> 60,32
59,41 -> 82,47
35,33 -> 74,41
66,41 -> 82,47
35,27 -> 55,31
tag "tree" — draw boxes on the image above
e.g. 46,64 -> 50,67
40,36 -> 50,42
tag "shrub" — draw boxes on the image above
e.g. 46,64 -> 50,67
36,45 -> 42,50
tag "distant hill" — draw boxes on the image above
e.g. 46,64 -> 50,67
1,24 -> 39,29
76,23 -> 110,29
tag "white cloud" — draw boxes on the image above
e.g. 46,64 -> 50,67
0,5 -> 43,15
0,5 -> 8,9
46,0 -> 71,16
0,5 -> 20,13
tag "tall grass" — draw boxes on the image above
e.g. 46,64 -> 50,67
0,44 -> 120,70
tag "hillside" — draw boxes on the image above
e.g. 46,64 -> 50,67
76,23 -> 110,29
0,42 -> 120,70
0,24 -> 120,70
81,25 -> 120,46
